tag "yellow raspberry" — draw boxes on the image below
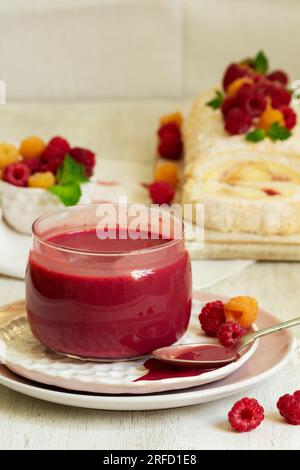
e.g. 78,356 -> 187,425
227,77 -> 253,97
258,102 -> 284,131
28,171 -> 56,189
160,112 -> 183,128
155,162 -> 179,189
224,296 -> 258,328
19,136 -> 46,160
0,143 -> 20,170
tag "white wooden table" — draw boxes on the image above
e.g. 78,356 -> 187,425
0,101 -> 299,450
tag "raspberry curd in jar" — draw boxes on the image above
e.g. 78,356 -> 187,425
25,205 -> 192,360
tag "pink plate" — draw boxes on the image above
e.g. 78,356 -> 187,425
0,291 -> 295,409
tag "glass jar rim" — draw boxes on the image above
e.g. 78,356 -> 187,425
32,203 -> 185,257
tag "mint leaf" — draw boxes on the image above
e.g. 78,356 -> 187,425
252,51 -> 268,74
57,154 -> 88,185
49,183 -> 81,206
267,122 -> 291,141
206,90 -> 224,109
246,129 -> 266,142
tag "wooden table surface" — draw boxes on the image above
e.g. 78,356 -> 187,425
0,101 -> 299,450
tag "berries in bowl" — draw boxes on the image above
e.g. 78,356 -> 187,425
0,136 -> 96,234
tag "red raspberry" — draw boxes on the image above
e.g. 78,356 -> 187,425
198,300 -> 225,337
69,147 -> 96,177
224,108 -> 251,135
158,133 -> 183,160
39,156 -> 62,174
269,85 -> 291,109
42,136 -> 70,162
264,188 -> 280,196
217,322 -> 246,348
3,162 -> 30,187
222,63 -> 250,90
221,96 -> 239,117
157,123 -> 180,139
237,87 -> 267,118
149,181 -> 175,204
280,106 -> 297,130
277,391 -> 300,425
23,156 -> 41,174
228,397 -> 264,432
267,70 -> 289,86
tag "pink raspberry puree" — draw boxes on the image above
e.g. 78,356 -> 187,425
26,228 -> 192,360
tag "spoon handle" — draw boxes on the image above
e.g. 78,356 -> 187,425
236,316 -> 300,353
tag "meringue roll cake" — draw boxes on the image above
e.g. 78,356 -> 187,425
182,52 -> 300,236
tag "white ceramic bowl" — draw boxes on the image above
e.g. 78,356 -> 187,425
0,179 -> 95,234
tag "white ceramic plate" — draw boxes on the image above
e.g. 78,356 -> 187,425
0,293 -> 257,394
0,292 -> 295,410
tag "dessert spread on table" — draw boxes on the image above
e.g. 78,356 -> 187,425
182,51 -> 300,236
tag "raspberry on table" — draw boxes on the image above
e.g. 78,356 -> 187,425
0,143 -> 20,170
224,108 -> 251,135
157,122 -> 181,139
19,136 -> 46,160
28,171 -> 56,189
198,300 -> 225,337
158,132 -> 183,160
159,112 -> 182,128
42,136 -> 70,163
149,181 -> 175,205
69,147 -> 95,177
228,397 -> 264,432
155,162 -> 179,189
277,391 -> 300,425
267,70 -> 289,87
3,162 -> 30,187
217,322 -> 246,348
280,106 -> 297,130
23,156 -> 42,174
224,295 -> 258,328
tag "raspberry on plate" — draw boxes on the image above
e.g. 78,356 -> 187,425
280,106 -> 297,130
69,147 -> 96,177
42,136 -> 70,163
224,108 -> 251,135
149,181 -> 175,205
3,162 -> 30,187
19,136 -> 46,160
228,397 -> 264,432
198,300 -> 225,337
277,391 -> 300,425
222,63 -> 250,91
158,132 -> 183,160
217,322 -> 246,348
224,295 -> 258,328
267,70 -> 289,86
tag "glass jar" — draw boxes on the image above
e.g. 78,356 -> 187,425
25,204 -> 192,360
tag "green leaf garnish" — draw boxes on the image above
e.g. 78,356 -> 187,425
48,154 -> 87,206
267,122 -> 291,141
49,183 -> 81,206
206,90 -> 224,109
57,154 -> 88,185
252,50 -> 268,74
246,129 -> 266,142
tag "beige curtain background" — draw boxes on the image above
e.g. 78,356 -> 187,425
0,0 -> 299,100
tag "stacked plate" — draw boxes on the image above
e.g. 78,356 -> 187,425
0,292 -> 295,411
